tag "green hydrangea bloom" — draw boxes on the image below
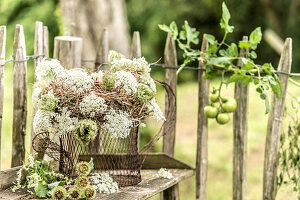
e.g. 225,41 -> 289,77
68,186 -> 81,200
75,176 -> 90,189
74,119 -> 98,146
136,84 -> 154,103
76,161 -> 91,176
101,73 -> 115,90
83,185 -> 97,199
51,186 -> 67,200
38,90 -> 58,111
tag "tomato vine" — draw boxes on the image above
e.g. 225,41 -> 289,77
159,2 -> 282,116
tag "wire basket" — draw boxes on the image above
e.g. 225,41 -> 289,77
58,126 -> 143,187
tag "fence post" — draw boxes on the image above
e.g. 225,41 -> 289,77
196,34 -> 209,200
54,36 -> 82,69
233,36 -> 249,200
263,38 -> 292,200
131,31 -> 141,59
43,26 -> 49,58
11,24 -> 27,167
0,26 -> 6,170
161,33 -> 179,200
95,28 -> 109,71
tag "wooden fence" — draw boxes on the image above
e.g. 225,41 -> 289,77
0,22 -> 292,200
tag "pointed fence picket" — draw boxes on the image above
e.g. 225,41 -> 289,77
0,22 -> 294,200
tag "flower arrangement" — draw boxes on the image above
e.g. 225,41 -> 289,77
32,50 -> 164,148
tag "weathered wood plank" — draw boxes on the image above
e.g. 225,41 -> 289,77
43,26 -> 49,58
233,36 -> 249,200
131,31 -> 142,59
34,21 -> 43,75
0,26 -> 6,170
99,169 -> 193,200
53,36 -> 82,69
95,28 -> 109,71
11,24 -> 27,167
0,166 -> 22,190
162,33 -> 179,200
195,34 -> 209,200
79,153 -> 193,170
263,38 -> 292,200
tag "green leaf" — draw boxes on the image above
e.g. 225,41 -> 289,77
36,181 -> 50,198
241,57 -> 248,64
182,21 -> 199,45
169,21 -> 178,40
207,57 -> 232,65
89,157 -> 94,172
243,77 -> 252,85
227,73 -> 244,83
222,2 -> 231,24
206,42 -> 218,54
239,41 -> 251,49
158,24 -> 171,33
264,95 -> 270,114
204,34 -> 215,44
249,27 -> 262,48
250,51 -> 257,59
228,43 -> 238,57
242,63 -> 254,71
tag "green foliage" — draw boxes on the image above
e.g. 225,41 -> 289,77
159,2 -> 282,114
278,99 -> 300,199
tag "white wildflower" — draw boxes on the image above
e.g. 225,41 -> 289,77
32,87 -> 43,108
297,96 -> 300,102
79,92 -> 107,117
89,173 -> 118,194
108,50 -> 125,66
33,110 -> 55,134
35,58 -> 66,82
91,70 -> 104,83
102,110 -> 134,139
60,69 -> 94,93
114,71 -> 139,95
50,107 -> 78,137
110,57 -> 151,75
147,98 -> 165,121
157,168 -> 173,179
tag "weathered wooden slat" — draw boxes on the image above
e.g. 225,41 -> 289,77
0,169 -> 193,200
79,153 -> 193,170
0,166 -> 22,189
263,38 -> 292,200
195,34 -> 209,200
43,26 -> 49,58
11,25 -> 27,167
95,28 -> 109,71
34,21 -> 43,75
53,36 -> 82,69
0,26 -> 6,170
162,33 -> 178,200
99,169 -> 193,200
233,36 -> 249,200
131,31 -> 142,59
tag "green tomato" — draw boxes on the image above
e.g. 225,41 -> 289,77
210,91 -> 219,103
204,106 -> 218,118
222,97 -> 237,113
216,113 -> 230,124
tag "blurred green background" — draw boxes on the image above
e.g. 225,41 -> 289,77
0,0 -> 299,199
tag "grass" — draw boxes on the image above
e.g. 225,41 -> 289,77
0,64 -> 299,199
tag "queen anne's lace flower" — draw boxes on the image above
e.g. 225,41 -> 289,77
38,90 -> 59,111
60,69 -> 94,93
35,58 -> 66,82
79,93 -> 107,117
108,50 -> 125,66
102,110 -> 134,139
32,87 -> 43,109
157,168 -> 173,179
91,70 -> 104,83
114,71 -> 139,95
89,173 -> 118,194
147,98 -> 165,121
33,110 -> 55,134
50,107 -> 78,137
